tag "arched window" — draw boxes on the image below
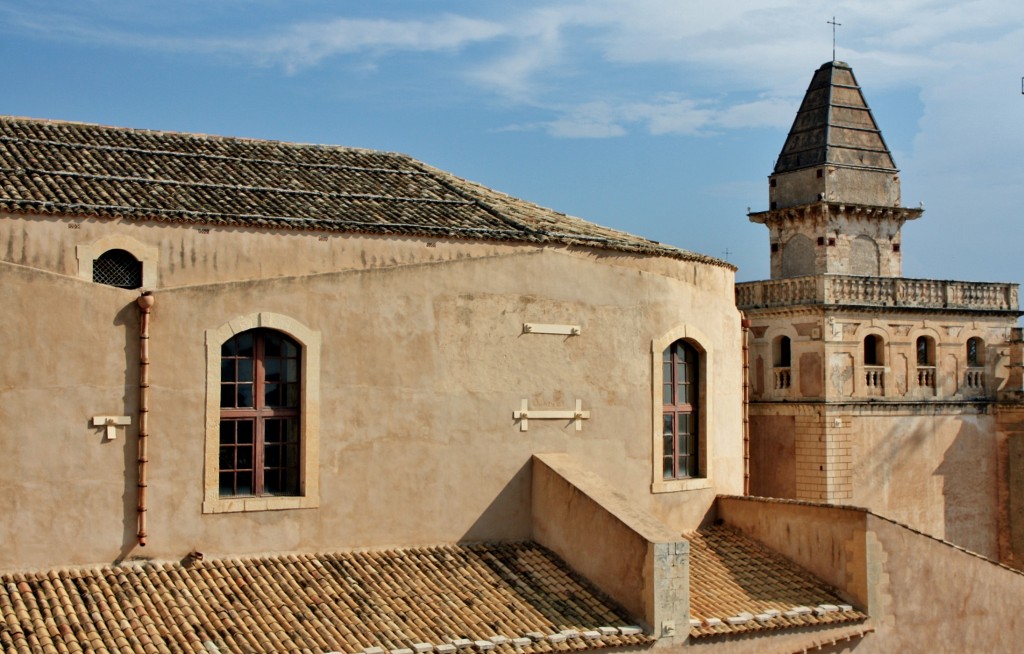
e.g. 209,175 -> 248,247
864,334 -> 884,366
662,340 -> 700,479
774,336 -> 792,367
915,335 -> 936,389
967,338 -> 984,367
93,249 -> 142,289
916,336 -> 935,366
219,329 -> 301,497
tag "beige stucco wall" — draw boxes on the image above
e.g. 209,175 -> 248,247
531,454 -> 688,642
0,213 -> 743,571
717,496 -> 1024,652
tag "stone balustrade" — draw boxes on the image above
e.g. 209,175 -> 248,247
965,368 -> 985,391
773,367 -> 792,390
736,275 -> 1019,312
864,366 -> 885,395
916,366 -> 936,389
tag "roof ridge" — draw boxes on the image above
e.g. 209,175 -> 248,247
0,114 -> 399,155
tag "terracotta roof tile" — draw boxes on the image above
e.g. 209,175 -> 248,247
0,543 -> 650,654
0,116 -> 731,269
686,526 -> 867,639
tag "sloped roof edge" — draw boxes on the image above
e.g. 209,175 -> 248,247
0,115 -> 734,271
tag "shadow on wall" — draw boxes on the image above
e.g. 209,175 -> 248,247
936,418 -> 996,558
852,416 -> 931,514
459,459 -> 533,544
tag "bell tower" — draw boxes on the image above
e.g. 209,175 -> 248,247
737,60 -> 1022,565
750,61 -> 922,279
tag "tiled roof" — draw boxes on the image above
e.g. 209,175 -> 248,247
0,543 -> 651,654
686,526 -> 868,639
773,61 -> 896,175
0,116 -> 729,268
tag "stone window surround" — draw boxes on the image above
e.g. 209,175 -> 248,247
202,312 -> 321,514
651,324 -> 713,494
76,234 -> 159,289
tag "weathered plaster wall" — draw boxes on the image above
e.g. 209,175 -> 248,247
718,496 -> 1024,653
531,454 -> 687,643
849,411 -> 997,558
747,415 -> 796,499
0,215 -> 743,571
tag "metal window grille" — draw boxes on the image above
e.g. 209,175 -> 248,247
93,249 -> 142,289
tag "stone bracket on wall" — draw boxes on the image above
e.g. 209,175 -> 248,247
92,415 -> 131,440
514,399 -> 590,431
522,323 -> 580,336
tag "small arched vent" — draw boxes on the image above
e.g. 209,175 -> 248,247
93,249 -> 142,289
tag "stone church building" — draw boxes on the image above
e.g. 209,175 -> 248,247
1,61 -> 1024,653
737,61 -> 1024,566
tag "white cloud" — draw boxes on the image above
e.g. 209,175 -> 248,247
253,15 -> 506,72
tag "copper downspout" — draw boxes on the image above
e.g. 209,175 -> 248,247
136,291 -> 154,546
740,313 -> 751,496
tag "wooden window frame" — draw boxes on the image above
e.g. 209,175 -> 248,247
651,326 -> 712,494
662,340 -> 699,480
219,330 -> 302,498
203,312 -> 321,514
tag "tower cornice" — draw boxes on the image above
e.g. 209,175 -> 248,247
749,201 -> 923,226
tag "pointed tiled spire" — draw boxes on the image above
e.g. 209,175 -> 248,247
774,61 -> 896,175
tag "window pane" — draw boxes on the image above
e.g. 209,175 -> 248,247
235,333 -> 254,357
221,360 -> 236,382
264,419 -> 282,443
285,419 -> 300,443
219,447 -> 234,469
264,333 -> 282,357
236,383 -> 254,408
285,360 -> 299,383
285,384 -> 300,407
285,467 -> 300,493
265,443 -> 281,468
236,445 -> 253,470
264,382 -> 281,407
264,358 -> 281,381
237,420 -> 253,444
237,360 -> 253,383
283,340 -> 299,358
219,472 -> 235,496
220,384 -> 235,408
235,472 -> 253,496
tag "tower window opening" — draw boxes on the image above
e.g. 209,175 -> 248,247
864,334 -> 884,366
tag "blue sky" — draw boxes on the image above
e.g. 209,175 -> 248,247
1,0 -> 1022,285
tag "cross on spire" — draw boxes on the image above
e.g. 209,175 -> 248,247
828,17 -> 842,61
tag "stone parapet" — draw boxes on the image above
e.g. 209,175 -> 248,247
737,274 -> 1019,313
